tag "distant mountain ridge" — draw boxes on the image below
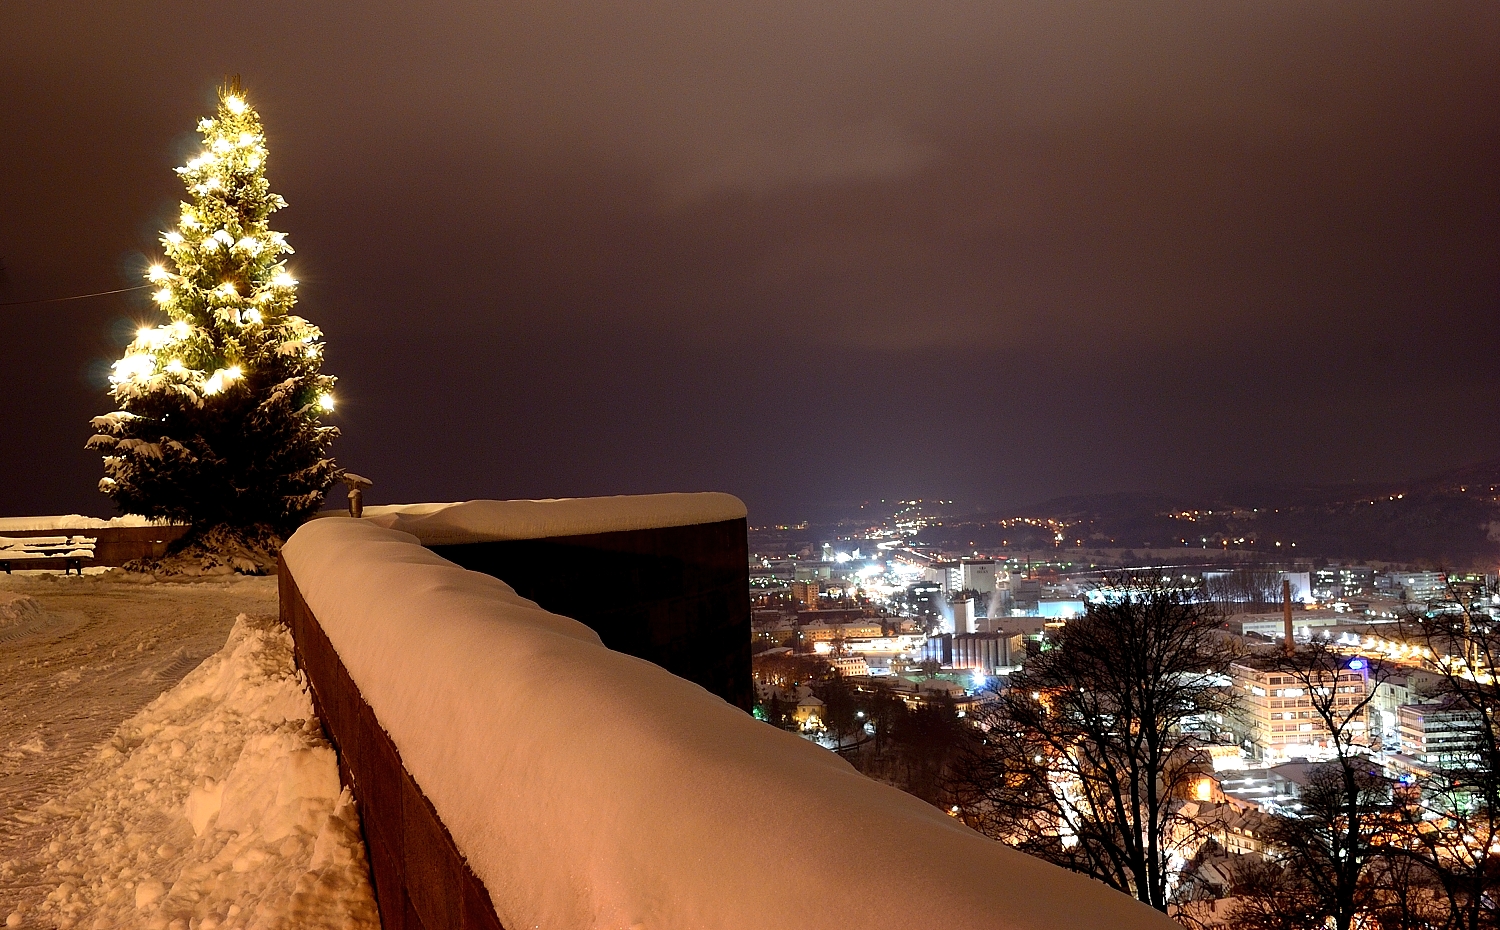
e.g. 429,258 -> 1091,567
948,460 -> 1500,569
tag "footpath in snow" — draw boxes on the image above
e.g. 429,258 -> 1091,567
1,574 -> 279,875
0,574 -> 377,929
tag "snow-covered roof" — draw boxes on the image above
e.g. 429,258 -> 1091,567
282,518 -> 1179,930
357,492 -> 747,545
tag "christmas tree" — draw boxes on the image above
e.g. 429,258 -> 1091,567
89,81 -> 339,538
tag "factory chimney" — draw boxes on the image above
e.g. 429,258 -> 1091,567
1283,577 -> 1295,656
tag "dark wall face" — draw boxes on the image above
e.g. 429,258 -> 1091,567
431,519 -> 753,710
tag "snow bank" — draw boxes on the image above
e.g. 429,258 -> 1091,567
359,491 -> 746,545
282,518 -> 1178,930
0,515 -> 159,532
0,591 -> 44,628
5,615 -> 378,930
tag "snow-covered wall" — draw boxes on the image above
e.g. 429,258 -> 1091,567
359,491 -> 746,544
281,517 -> 1179,930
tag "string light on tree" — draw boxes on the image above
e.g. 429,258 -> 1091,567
89,79 -> 341,535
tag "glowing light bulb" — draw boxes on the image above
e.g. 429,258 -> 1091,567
224,95 -> 246,115
137,327 -> 153,341
110,354 -> 154,383
181,212 -> 198,228
171,321 -> 190,338
272,272 -> 296,288
205,176 -> 221,190
212,138 -> 231,154
154,288 -> 172,304
318,393 -> 336,412
236,237 -> 260,253
247,154 -> 261,169
225,365 -> 242,381
238,132 -> 255,146
148,265 -> 168,282
219,281 -> 237,297
243,308 -> 262,324
163,231 -> 183,245
166,359 -> 185,374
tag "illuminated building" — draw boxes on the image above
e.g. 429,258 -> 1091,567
1398,697 -> 1486,769
828,656 -> 870,677
798,621 -> 884,642
922,632 -> 1023,674
1227,657 -> 1371,762
1312,565 -> 1376,600
1390,571 -> 1448,604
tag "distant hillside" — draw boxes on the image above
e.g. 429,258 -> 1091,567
920,461 -> 1500,569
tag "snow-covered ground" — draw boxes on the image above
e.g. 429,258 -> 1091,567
0,573 -> 376,929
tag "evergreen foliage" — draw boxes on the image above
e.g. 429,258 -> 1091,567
89,82 -> 338,533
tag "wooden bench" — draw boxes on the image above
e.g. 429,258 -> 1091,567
0,535 -> 97,575
0,524 -> 190,569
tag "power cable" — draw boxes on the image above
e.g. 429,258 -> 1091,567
0,284 -> 151,308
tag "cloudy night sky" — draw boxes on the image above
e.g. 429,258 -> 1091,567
1,2 -> 1496,522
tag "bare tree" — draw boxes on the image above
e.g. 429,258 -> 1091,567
1205,567 -> 1286,616
1394,589 -> 1500,930
1231,640 -> 1392,930
1222,856 -> 1328,930
951,573 -> 1234,912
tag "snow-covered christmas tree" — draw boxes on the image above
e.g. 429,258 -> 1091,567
90,81 -> 339,538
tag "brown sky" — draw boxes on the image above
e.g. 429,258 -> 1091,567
2,2 -> 1497,519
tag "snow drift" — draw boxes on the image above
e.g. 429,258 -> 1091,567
282,515 -> 1179,930
0,592 -> 44,628
8,615 -> 378,930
